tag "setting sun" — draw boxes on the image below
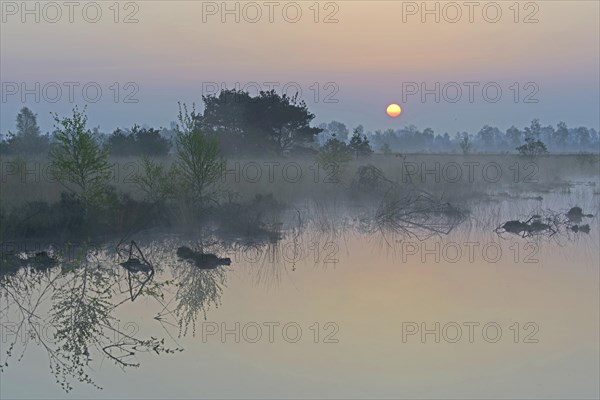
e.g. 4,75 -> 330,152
386,103 -> 402,117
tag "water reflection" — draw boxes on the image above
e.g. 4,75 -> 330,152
0,191 -> 597,394
171,256 -> 226,337
0,244 -> 182,392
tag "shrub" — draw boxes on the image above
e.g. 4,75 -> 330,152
50,106 -> 113,209
516,137 -> 548,157
173,103 -> 225,208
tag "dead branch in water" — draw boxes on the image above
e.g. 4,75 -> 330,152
370,190 -> 466,240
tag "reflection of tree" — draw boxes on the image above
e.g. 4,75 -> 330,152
50,262 -> 115,390
117,240 -> 156,301
171,262 -> 226,337
213,205 -> 345,288
0,245 -> 181,392
232,238 -> 304,287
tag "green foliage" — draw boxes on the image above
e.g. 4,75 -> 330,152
524,118 -> 542,140
50,264 -> 114,391
0,245 -> 182,393
246,90 -> 322,155
457,133 -> 472,154
50,106 -> 113,208
317,137 -> 352,165
506,126 -> 522,148
174,266 -> 226,336
173,103 -> 225,207
16,106 -> 40,135
198,89 -> 322,155
134,156 -> 176,203
575,126 -> 592,147
516,121 -> 549,156
517,137 -> 549,157
199,89 -> 250,134
348,126 -> 373,158
316,137 -> 352,182
318,120 -> 349,144
196,89 -> 252,155
1,107 -> 50,154
108,124 -> 171,156
476,125 -> 497,147
553,121 -> 569,146
106,129 -> 131,153
381,142 -> 393,156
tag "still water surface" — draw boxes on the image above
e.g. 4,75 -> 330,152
1,188 -> 599,399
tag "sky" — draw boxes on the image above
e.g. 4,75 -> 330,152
1,1 -> 599,135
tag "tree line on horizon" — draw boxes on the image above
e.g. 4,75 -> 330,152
1,90 -> 599,158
